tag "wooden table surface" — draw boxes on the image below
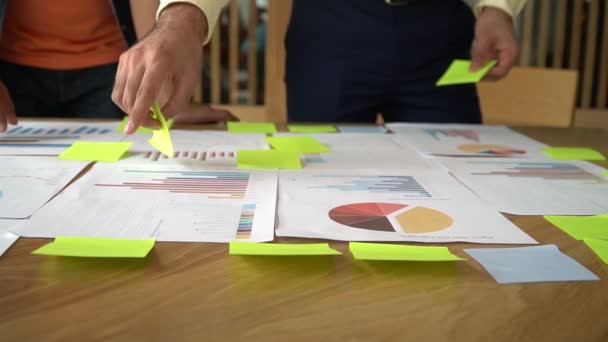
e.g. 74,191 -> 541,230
1,125 -> 608,342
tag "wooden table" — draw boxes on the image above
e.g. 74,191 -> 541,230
1,126 -> 608,342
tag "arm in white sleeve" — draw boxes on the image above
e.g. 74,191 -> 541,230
157,0 -> 229,44
474,0 -> 527,17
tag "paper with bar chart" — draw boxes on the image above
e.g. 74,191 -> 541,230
387,123 -> 548,158
122,131 -> 269,166
0,121 -> 122,155
13,164 -> 277,242
276,170 -> 536,244
274,133 -> 440,171
0,156 -> 88,218
438,157 -> 608,215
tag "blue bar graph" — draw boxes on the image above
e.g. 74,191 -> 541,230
308,175 -> 432,198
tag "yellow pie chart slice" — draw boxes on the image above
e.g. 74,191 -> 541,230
395,207 -> 453,233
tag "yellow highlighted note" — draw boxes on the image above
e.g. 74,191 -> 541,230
229,242 -> 341,256
266,136 -> 330,153
545,215 -> 608,240
32,237 -> 155,258
228,122 -> 277,134
58,141 -> 132,162
542,147 -> 606,161
584,239 -> 608,264
436,59 -> 497,86
350,242 -> 465,261
287,124 -> 337,133
147,102 -> 174,157
237,150 -> 302,169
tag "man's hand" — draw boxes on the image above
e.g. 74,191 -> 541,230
112,4 -> 206,134
0,81 -> 17,133
470,7 -> 519,80
173,104 -> 239,124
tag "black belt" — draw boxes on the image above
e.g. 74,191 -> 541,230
384,0 -> 425,6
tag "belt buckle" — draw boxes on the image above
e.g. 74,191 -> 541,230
385,0 -> 414,6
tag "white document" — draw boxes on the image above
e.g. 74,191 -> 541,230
14,162 -> 277,242
276,169 -> 536,244
438,157 -> 608,215
0,120 -> 122,155
0,219 -> 19,257
0,156 -> 89,218
121,130 -> 269,166
387,123 -> 548,158
275,133 -> 443,171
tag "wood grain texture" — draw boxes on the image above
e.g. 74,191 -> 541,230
1,126 -> 608,342
581,0 -> 600,108
552,0 -> 567,69
229,0 -> 240,105
247,0 -> 258,105
519,0 -> 535,67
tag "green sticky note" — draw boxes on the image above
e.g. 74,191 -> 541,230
542,147 -> 606,161
116,116 -> 174,133
436,59 -> 497,86
266,136 -> 331,153
58,141 -> 132,162
349,242 -> 466,261
228,122 -> 278,134
604,170 -> 608,176
584,239 -> 608,264
148,102 -> 174,157
32,237 -> 155,258
229,242 -> 341,256
545,215 -> 608,240
287,124 -> 337,133
237,149 -> 302,169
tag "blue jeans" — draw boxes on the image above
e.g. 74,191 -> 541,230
285,0 -> 481,123
0,61 -> 124,119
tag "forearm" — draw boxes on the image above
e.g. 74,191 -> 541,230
474,0 -> 527,17
157,0 -> 229,44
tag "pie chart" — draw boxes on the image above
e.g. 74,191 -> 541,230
458,144 -> 526,156
328,202 -> 453,234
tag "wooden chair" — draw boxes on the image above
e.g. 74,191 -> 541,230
476,67 -> 578,127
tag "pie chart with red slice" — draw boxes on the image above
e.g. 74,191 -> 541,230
458,144 -> 526,156
328,202 -> 453,234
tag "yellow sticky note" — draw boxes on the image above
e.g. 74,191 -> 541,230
542,147 -> 606,161
147,102 -> 174,157
228,122 -> 277,134
116,117 -> 174,133
584,239 -> 608,264
58,141 -> 132,162
237,149 -> 302,169
266,136 -> 331,153
545,215 -> 608,240
32,237 -> 155,258
436,59 -> 497,86
349,242 -> 465,261
287,124 -> 337,133
229,242 -> 341,256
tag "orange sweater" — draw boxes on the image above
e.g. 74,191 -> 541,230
0,0 -> 127,70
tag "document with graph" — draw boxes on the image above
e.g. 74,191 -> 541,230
275,170 -> 536,244
274,133 -> 441,171
0,156 -> 89,218
0,121 -> 122,155
387,123 -> 548,158
122,130 -> 269,165
13,162 -> 277,242
438,157 -> 608,215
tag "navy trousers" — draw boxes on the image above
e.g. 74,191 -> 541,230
0,61 -> 124,119
285,0 -> 481,123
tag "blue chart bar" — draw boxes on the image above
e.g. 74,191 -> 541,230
59,128 -> 70,134
308,175 -> 432,198
99,128 -> 112,134
86,127 -> 98,134
20,128 -> 32,134
47,129 -> 57,134
73,126 -> 87,134
32,128 -> 45,134
7,127 -> 20,134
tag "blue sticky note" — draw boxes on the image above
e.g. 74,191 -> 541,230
464,245 -> 599,284
337,125 -> 388,134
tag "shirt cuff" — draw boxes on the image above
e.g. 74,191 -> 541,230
157,0 -> 225,45
474,0 -> 526,17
